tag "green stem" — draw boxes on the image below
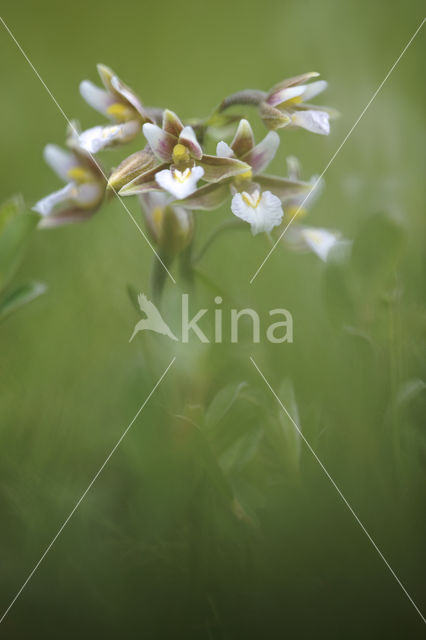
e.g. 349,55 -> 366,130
179,241 -> 195,291
150,253 -> 173,307
218,89 -> 267,113
192,219 -> 246,265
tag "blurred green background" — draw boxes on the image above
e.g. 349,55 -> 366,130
1,0 -> 425,637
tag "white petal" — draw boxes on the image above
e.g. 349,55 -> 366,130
77,121 -> 140,153
231,190 -> 283,235
33,183 -> 76,216
43,144 -> 78,182
268,85 -> 306,107
300,226 -> 339,261
179,126 -> 203,160
155,166 -> 204,199
74,182 -> 104,208
216,141 -> 234,158
244,131 -> 280,174
79,80 -> 113,116
291,110 -> 330,135
301,80 -> 328,101
142,123 -> 176,161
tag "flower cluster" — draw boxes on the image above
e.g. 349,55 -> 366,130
34,64 -> 339,260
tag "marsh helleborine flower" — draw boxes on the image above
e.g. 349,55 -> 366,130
114,109 -> 251,200
78,64 -> 154,153
33,144 -> 105,227
260,72 -> 332,135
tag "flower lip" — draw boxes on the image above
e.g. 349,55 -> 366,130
231,189 -> 284,235
155,165 -> 205,199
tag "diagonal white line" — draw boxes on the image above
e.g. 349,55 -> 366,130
0,356 -> 176,625
250,17 -> 426,284
0,15 -> 176,284
250,356 -> 426,624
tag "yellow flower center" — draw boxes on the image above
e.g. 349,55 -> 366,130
234,169 -> 253,188
281,95 -> 303,107
172,143 -> 191,166
67,167 -> 93,183
106,102 -> 134,122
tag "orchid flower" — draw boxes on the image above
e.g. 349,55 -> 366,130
114,109 -> 251,200
260,72 -> 334,135
33,144 -> 105,227
77,64 -> 154,153
176,119 -> 312,236
282,156 -> 341,261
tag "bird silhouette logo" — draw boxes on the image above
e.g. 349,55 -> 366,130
129,294 -> 179,343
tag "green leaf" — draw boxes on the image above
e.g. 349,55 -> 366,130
0,281 -> 47,321
219,425 -> 263,473
0,196 -> 40,292
204,381 -> 248,429
265,378 -> 302,473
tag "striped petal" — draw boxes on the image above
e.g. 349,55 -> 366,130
256,175 -> 312,203
230,119 -> 254,157
269,72 -> 320,95
162,109 -> 184,137
107,149 -> 158,191
198,155 -> 251,183
119,163 -> 169,195
176,182 -> 229,210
